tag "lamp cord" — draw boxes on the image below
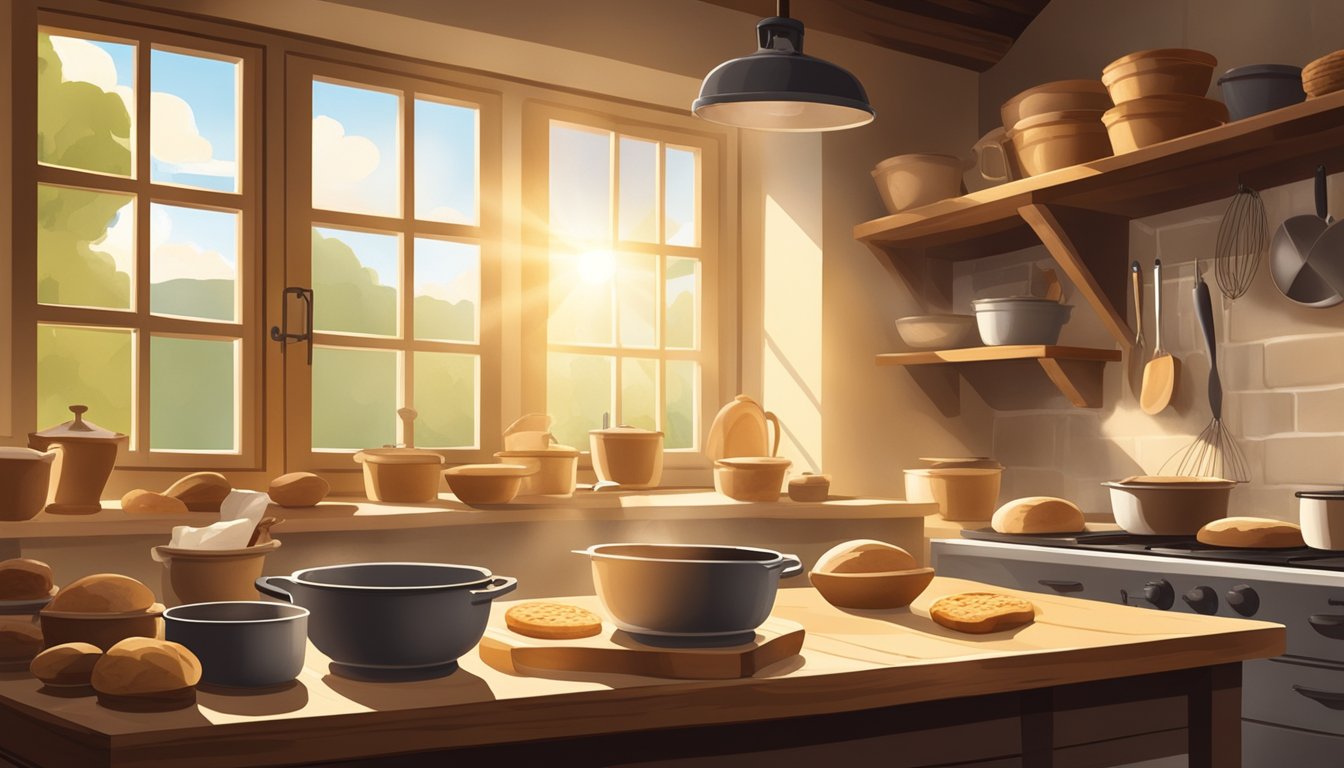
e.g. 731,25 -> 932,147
778,0 -> 789,18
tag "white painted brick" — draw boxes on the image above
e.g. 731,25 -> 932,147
1298,388 -> 1344,434
1262,436 -> 1344,485
1222,343 -> 1265,391
1226,391 -> 1294,438
999,467 -> 1069,501
1135,435 -> 1201,476
992,415 -> 1058,467
1227,486 -> 1297,522
1264,336 -> 1344,388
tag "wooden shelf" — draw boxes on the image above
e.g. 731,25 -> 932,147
877,345 -> 1122,409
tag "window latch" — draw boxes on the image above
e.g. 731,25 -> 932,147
270,287 -> 315,365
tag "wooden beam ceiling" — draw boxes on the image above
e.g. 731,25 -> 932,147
697,0 -> 1050,71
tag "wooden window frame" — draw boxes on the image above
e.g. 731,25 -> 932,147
27,11 -> 264,471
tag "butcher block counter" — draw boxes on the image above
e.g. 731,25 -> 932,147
0,578 -> 1283,768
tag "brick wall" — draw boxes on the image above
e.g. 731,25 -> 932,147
949,173 -> 1344,522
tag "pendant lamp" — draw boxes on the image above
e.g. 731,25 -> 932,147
693,0 -> 875,132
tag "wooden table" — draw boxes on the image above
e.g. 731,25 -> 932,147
0,578 -> 1284,767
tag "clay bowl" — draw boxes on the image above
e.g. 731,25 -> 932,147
809,567 -> 936,610
442,464 -> 534,506
1102,48 -> 1217,104
1102,95 -> 1228,153
1000,79 -> 1111,131
152,540 -> 282,606
1011,110 -> 1112,176
39,605 -> 165,651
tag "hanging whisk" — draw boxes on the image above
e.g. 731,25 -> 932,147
1214,184 -> 1268,300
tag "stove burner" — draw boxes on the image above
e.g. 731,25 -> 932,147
959,528 -> 1344,571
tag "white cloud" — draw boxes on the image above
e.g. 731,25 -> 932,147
418,268 -> 478,306
88,200 -> 135,277
312,115 -> 381,212
48,36 -> 134,120
151,242 -> 235,284
150,91 -> 212,164
423,205 -> 470,225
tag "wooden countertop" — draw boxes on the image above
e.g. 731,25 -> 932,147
0,578 -> 1284,767
0,489 -> 937,540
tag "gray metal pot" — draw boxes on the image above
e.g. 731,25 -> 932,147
573,544 -> 802,645
1217,64 -> 1305,121
164,601 -> 308,688
256,562 -> 516,681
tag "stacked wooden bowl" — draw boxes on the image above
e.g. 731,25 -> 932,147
1101,48 -> 1228,153
1304,50 -> 1344,99
999,80 -> 1113,177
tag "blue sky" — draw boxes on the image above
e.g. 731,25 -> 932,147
415,98 -> 477,225
313,80 -> 400,215
316,226 -> 399,288
95,38 -> 135,88
415,237 -> 476,296
152,203 -> 238,271
665,146 -> 696,245
151,48 -> 238,192
550,122 -> 611,241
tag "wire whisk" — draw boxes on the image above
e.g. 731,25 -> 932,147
1214,184 -> 1268,300
1161,415 -> 1250,483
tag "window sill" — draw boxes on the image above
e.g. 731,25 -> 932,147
0,489 -> 937,540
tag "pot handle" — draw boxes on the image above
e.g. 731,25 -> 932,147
255,575 -> 298,603
469,576 -> 518,605
764,411 -> 782,457
774,554 -> 803,578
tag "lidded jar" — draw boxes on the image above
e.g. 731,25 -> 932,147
28,405 -> 127,515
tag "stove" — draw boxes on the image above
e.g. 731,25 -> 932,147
933,532 -> 1344,765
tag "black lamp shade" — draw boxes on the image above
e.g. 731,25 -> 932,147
693,17 -> 874,132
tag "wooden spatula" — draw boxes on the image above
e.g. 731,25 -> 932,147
1140,259 -> 1178,415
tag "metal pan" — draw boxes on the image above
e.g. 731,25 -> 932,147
1270,165 -> 1342,307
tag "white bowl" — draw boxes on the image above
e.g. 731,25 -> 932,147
1299,491 -> 1344,550
895,314 -> 981,349
973,297 -> 1071,346
1102,477 -> 1235,535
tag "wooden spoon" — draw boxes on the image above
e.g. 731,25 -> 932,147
1140,259 -> 1178,415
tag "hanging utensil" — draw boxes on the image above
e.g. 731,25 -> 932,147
1161,275 -> 1249,482
1130,261 -> 1144,347
1140,259 -> 1177,415
1214,184 -> 1268,300
1303,170 -> 1344,298
1270,165 -> 1342,307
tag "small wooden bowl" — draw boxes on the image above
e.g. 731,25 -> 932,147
39,605 -> 165,651
809,567 -> 936,610
443,464 -> 534,506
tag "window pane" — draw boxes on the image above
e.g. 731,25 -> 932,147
312,227 -> 399,337
312,80 -> 400,217
312,346 -> 398,450
621,357 -> 657,432
37,184 -> 134,310
665,146 -> 697,246
666,256 -> 699,350
414,98 -> 477,225
414,351 -> 477,448
618,137 -> 657,243
38,32 -> 135,177
150,49 -> 239,192
414,238 -> 478,343
36,324 -> 134,440
665,359 -> 697,450
150,204 -> 238,322
618,252 -> 656,348
549,123 -> 611,242
548,352 -> 613,449
150,336 -> 236,452
548,248 -> 613,346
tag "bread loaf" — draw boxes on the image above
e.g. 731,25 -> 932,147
0,620 -> 44,662
268,472 -> 330,508
31,642 -> 102,686
930,592 -> 1035,634
1197,517 -> 1305,549
49,574 -> 155,614
813,540 -> 917,574
164,472 -> 231,512
92,638 -> 201,696
120,489 -> 188,516
0,558 -> 54,600
991,496 -> 1085,534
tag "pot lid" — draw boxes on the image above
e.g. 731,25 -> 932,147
495,446 -> 579,458
30,405 -> 126,443
1297,490 -> 1344,500
354,448 -> 445,465
589,425 -> 663,440
706,394 -> 776,461
0,447 -> 55,461
919,456 -> 1003,469
716,456 -> 792,469
789,473 -> 831,486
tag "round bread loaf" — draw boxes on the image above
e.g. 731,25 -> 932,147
813,539 -> 917,574
0,620 -> 44,662
92,638 -> 201,696
31,642 -> 102,686
268,472 -> 330,508
991,496 -> 1085,534
120,489 -> 188,516
1197,517 -> 1304,549
50,574 -> 155,614
164,472 -> 232,512
0,558 -> 54,601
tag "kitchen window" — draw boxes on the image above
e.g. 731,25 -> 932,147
30,17 -> 261,469
523,106 -> 721,456
282,59 -> 502,471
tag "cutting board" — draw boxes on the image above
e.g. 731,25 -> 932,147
478,614 -> 805,680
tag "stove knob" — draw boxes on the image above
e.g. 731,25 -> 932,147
1143,580 -> 1175,610
1182,586 -> 1219,614
1227,585 -> 1260,617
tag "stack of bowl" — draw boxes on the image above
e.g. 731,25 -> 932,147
999,80 -> 1113,176
1101,49 -> 1228,153
1304,50 -> 1344,99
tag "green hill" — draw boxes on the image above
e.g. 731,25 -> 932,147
151,278 -> 235,321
